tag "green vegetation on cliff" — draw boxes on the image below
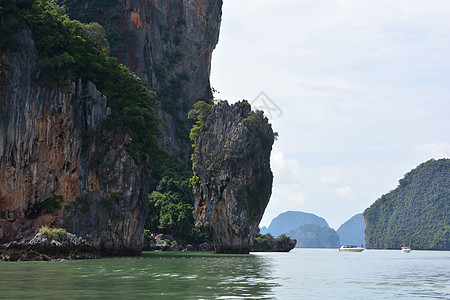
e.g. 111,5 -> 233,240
39,227 -> 67,241
254,233 -> 291,245
188,101 -> 212,147
1,0 -> 163,166
146,174 -> 194,242
364,159 -> 450,250
0,0 -> 21,50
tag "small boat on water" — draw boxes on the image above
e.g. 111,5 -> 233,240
339,245 -> 364,252
401,246 -> 411,253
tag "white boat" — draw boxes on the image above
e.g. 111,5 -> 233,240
401,247 -> 411,253
339,245 -> 364,252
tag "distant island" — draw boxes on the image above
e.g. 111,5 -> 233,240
288,224 -> 340,248
261,211 -> 329,237
261,211 -> 340,248
364,159 -> 450,250
337,213 -> 365,247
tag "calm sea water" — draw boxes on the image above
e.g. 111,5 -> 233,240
0,249 -> 448,299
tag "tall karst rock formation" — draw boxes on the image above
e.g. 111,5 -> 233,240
192,101 -> 275,254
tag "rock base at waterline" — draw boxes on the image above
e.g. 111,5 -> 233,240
143,234 -> 213,252
0,232 -> 99,261
251,239 -> 297,252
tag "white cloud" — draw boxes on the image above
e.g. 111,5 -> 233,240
271,148 -> 303,183
321,168 -> 354,198
320,167 -> 342,185
335,186 -> 354,197
260,149 -> 307,226
273,184 -> 306,207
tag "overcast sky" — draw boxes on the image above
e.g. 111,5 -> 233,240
210,0 -> 450,230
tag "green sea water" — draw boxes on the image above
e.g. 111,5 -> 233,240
0,249 -> 448,299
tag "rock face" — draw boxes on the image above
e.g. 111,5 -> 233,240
0,27 -> 146,255
192,101 -> 274,254
74,0 -> 222,99
64,0 -> 223,154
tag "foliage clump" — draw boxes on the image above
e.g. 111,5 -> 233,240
243,110 -> 274,148
44,195 -> 64,212
254,233 -> 293,244
144,157 -> 212,245
39,226 -> 67,240
254,233 -> 273,245
277,234 -> 291,243
146,174 -> 195,243
0,0 -> 21,50
188,101 -> 212,146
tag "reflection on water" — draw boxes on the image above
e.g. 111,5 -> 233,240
0,249 -> 449,299
0,252 -> 277,299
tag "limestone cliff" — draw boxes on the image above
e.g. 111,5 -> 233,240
0,0 -> 223,255
0,27 -> 145,254
61,0 -> 223,154
192,101 -> 274,254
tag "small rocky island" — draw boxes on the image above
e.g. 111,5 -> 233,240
251,233 -> 297,252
